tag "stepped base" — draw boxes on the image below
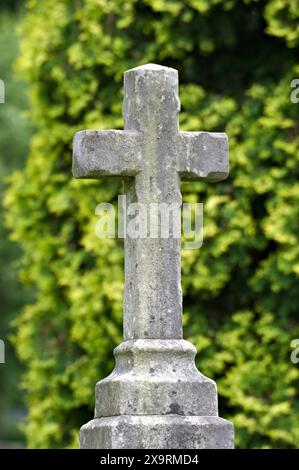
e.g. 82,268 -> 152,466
95,339 -> 218,417
80,339 -> 234,449
80,415 -> 234,449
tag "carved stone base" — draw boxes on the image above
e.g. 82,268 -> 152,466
95,339 -> 218,417
80,339 -> 234,449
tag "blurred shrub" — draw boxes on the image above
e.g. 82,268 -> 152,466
0,11 -> 31,441
0,1 -> 25,12
4,0 -> 299,448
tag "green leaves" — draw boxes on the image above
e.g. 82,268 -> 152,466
265,0 -> 299,47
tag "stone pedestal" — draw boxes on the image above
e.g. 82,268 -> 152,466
80,340 -> 234,448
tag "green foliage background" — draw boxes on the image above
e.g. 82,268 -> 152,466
4,0 -> 299,448
0,7 -> 31,441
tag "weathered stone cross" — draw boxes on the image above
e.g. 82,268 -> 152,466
73,64 -> 234,449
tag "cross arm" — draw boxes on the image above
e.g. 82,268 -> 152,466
72,130 -> 142,178
178,131 -> 229,182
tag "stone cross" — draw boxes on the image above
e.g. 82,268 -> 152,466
73,64 -> 234,449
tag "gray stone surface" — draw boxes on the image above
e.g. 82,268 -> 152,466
73,63 -> 229,341
80,416 -> 234,449
73,63 -> 234,449
95,340 -> 218,417
73,130 -> 141,178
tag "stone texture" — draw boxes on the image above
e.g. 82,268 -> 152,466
80,416 -> 234,449
73,130 -> 141,178
73,64 -> 229,341
73,63 -> 234,449
95,340 -> 218,417
178,131 -> 229,181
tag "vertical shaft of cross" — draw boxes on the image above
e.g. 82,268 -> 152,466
123,65 -> 182,340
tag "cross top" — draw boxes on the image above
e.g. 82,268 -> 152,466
73,63 -> 229,341
123,63 -> 180,134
